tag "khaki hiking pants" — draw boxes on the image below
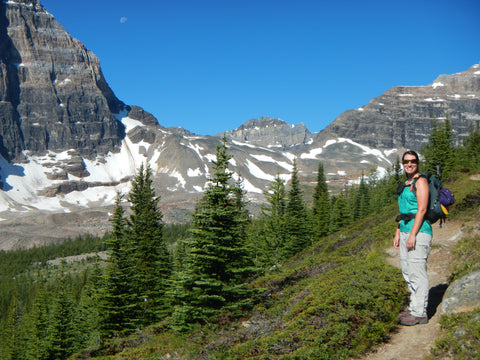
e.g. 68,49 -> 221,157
399,231 -> 432,318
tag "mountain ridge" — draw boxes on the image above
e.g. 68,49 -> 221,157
0,0 -> 479,249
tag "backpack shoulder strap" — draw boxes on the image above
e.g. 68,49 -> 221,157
410,173 -> 426,193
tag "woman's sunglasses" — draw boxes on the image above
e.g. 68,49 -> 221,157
402,159 -> 418,165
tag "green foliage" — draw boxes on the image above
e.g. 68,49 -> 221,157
250,174 -> 289,267
284,159 -> 312,257
229,255 -> 404,359
456,126 -> 480,171
448,235 -> 480,283
1,122 -> 480,358
128,164 -> 172,325
172,137 -> 258,328
426,184 -> 480,360
428,310 -> 480,360
312,162 -> 330,239
422,117 -> 456,179
100,193 -> 138,339
48,270 -> 81,360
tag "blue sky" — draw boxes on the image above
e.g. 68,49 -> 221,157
41,0 -> 480,136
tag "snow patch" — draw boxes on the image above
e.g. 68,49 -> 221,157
187,168 -> 202,177
300,147 -> 322,159
245,159 -> 275,181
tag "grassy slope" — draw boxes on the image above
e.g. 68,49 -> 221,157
80,172 -> 480,360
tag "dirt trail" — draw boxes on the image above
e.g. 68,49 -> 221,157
359,220 -> 465,360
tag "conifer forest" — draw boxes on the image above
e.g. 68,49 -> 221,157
1,122 -> 480,359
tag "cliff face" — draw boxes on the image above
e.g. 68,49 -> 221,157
316,64 -> 480,150
0,0 -> 125,162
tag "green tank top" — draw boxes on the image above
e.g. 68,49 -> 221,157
398,182 -> 433,236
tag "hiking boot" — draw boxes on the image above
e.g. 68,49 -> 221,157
399,313 -> 428,326
398,310 -> 411,320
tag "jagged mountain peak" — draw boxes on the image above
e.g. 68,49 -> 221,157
223,116 -> 313,149
236,116 -> 289,130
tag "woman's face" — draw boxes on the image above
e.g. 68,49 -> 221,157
403,154 -> 419,178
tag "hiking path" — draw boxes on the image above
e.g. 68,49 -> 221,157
358,219 -> 465,360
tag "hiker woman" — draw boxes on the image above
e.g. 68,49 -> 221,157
393,150 -> 432,326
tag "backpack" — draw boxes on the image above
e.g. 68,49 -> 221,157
396,173 -> 455,227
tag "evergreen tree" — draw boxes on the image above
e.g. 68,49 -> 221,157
259,174 -> 288,265
284,159 -> 311,257
172,137 -> 257,328
128,164 -> 172,325
422,118 -> 456,179
457,125 -> 480,170
24,282 -> 51,360
47,270 -> 79,360
329,192 -> 352,233
100,194 -> 138,339
77,265 -> 102,348
312,162 -> 330,238
2,294 -> 25,360
356,174 -> 370,219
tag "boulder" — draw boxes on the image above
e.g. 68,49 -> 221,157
441,271 -> 480,314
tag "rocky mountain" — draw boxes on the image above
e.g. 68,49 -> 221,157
0,0 -> 479,249
315,65 -> 480,150
223,116 -> 315,150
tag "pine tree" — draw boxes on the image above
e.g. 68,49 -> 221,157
312,162 -> 330,238
284,159 -> 311,257
24,282 -> 51,360
458,125 -> 480,170
128,164 -> 172,325
255,174 -> 287,266
47,269 -> 79,360
100,193 -> 138,339
2,294 -> 25,360
77,265 -> 102,348
172,137 -> 257,328
329,192 -> 351,233
356,172 -> 370,220
422,117 -> 456,179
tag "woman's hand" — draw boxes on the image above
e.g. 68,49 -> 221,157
406,233 -> 416,251
393,227 -> 400,249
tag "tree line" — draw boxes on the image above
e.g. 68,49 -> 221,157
0,122 -> 478,359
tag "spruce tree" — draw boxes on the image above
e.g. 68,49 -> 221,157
127,164 -> 172,325
172,137 -> 257,328
458,126 -> 480,170
312,162 -> 330,238
24,282 -> 51,360
2,294 -> 25,360
356,173 -> 370,220
77,265 -> 102,348
329,192 -> 351,233
100,193 -> 138,339
422,118 -> 456,179
48,270 -> 79,360
260,174 -> 288,265
284,159 -> 311,257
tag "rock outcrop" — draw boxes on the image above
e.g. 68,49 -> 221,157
441,270 -> 480,315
